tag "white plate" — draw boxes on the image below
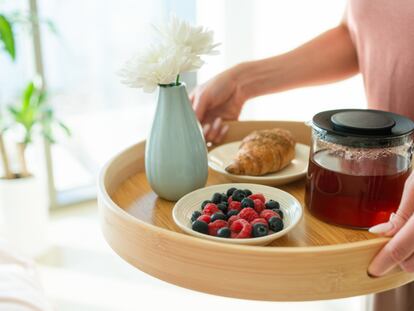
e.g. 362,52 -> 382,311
208,142 -> 310,186
172,183 -> 303,246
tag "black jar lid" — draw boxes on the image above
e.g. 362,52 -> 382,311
312,109 -> 414,147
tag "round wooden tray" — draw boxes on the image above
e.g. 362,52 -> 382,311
98,121 -> 414,301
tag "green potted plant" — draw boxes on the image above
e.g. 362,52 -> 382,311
0,12 -> 69,256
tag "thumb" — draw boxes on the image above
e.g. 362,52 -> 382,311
369,172 -> 414,236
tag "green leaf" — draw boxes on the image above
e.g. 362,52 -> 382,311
8,106 -> 19,117
45,19 -> 58,35
0,14 -> 15,60
22,82 -> 35,110
58,121 -> 71,137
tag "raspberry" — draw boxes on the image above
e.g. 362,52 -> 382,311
230,219 -> 252,238
238,207 -> 259,222
260,209 -> 279,221
227,196 -> 233,204
228,200 -> 242,212
228,215 -> 240,226
197,214 -> 211,223
208,220 -> 228,236
203,203 -> 219,215
249,193 -> 265,203
253,199 -> 265,213
250,218 -> 268,228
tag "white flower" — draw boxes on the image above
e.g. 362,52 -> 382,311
119,44 -> 185,93
153,14 -> 219,72
120,15 -> 219,92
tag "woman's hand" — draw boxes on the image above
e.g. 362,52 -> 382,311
368,172 -> 414,276
190,25 -> 358,145
190,65 -> 247,144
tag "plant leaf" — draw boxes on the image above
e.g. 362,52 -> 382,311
45,19 -> 58,35
57,120 -> 71,136
23,82 -> 35,110
0,14 -> 15,60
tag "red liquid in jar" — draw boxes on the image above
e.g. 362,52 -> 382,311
305,150 -> 411,228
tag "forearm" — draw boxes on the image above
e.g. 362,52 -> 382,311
235,24 -> 359,100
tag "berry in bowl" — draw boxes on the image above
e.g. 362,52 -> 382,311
172,183 -> 303,246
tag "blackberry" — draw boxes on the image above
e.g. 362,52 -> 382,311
226,187 -> 237,197
211,192 -> 223,204
241,197 -> 255,209
232,189 -> 246,202
217,227 -> 231,238
191,211 -> 202,222
252,223 -> 269,238
268,216 -> 284,232
227,209 -> 239,217
273,209 -> 284,219
265,199 -> 280,210
217,202 -> 228,214
192,220 -> 209,234
211,212 -> 227,222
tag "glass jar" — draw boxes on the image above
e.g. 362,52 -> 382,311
305,109 -> 414,228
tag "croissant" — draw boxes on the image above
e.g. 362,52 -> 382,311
225,128 -> 296,176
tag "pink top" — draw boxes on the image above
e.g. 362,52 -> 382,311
346,0 -> 414,120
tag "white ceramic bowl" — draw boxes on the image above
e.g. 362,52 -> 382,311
208,142 -> 310,186
172,183 -> 303,246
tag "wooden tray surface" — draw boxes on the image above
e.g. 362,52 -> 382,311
98,121 -> 414,301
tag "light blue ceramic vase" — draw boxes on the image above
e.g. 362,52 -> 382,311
145,83 -> 208,201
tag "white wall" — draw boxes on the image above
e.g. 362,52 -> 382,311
197,0 -> 366,122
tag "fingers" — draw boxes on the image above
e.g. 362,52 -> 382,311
215,124 -> 229,144
368,172 -> 414,236
368,211 -> 414,276
368,172 -> 414,277
205,118 -> 222,142
192,92 -> 208,122
203,118 -> 229,145
390,173 -> 414,234
400,253 -> 414,273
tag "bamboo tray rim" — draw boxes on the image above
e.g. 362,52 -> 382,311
98,120 -> 414,301
98,137 -> 390,255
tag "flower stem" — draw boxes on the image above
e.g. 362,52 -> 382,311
175,74 -> 180,85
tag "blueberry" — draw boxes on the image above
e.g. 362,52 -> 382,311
220,193 -> 228,203
226,187 -> 237,197
201,200 -> 212,209
241,197 -> 255,208
192,220 -> 209,234
252,223 -> 269,238
227,209 -> 239,217
268,216 -> 284,232
243,189 -> 253,196
265,199 -> 280,210
191,211 -> 202,222
232,189 -> 246,202
217,202 -> 228,214
211,192 -> 223,204
217,227 -> 231,238
273,209 -> 283,219
211,212 -> 227,222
